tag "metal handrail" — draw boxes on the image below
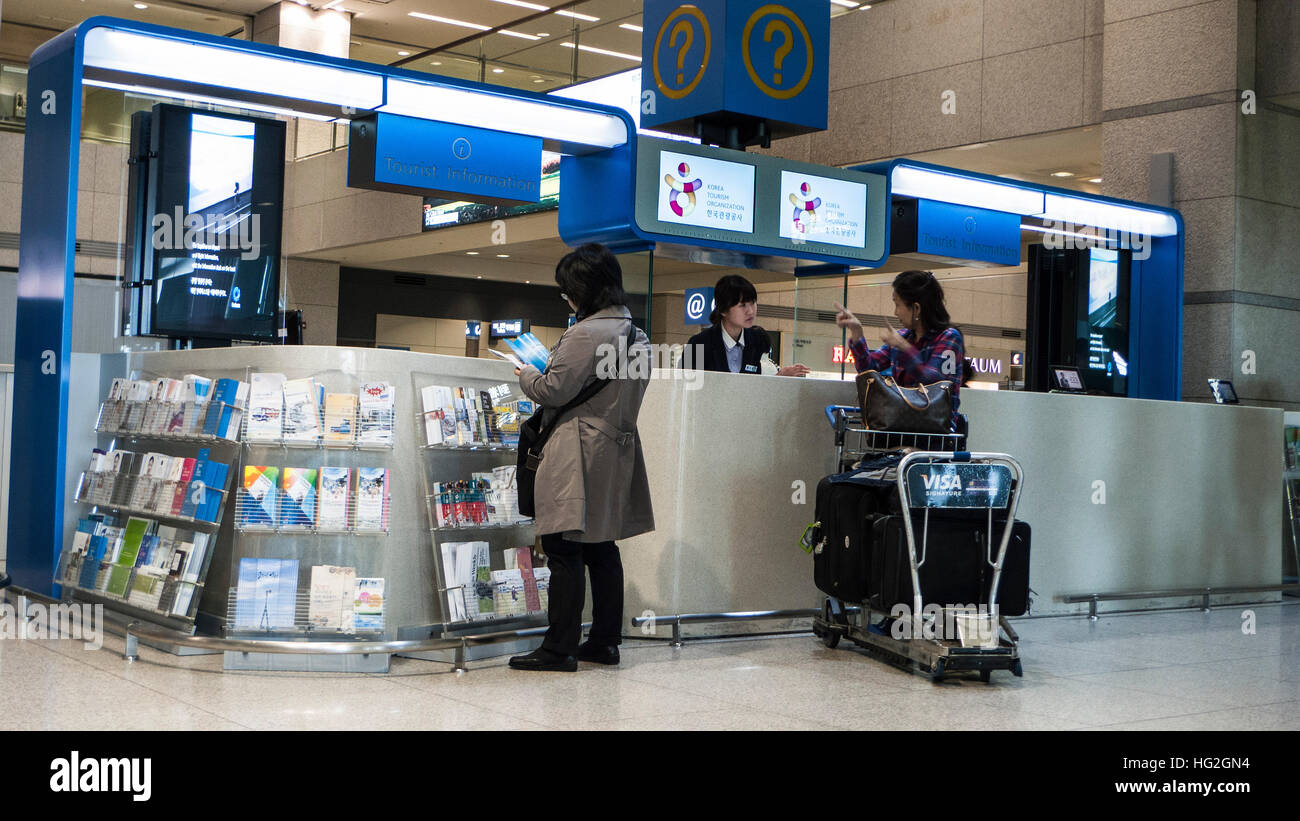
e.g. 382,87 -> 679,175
1062,584 -> 1300,620
629,608 -> 820,647
124,619 -> 551,671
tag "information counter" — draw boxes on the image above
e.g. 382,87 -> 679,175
61,347 -> 1281,649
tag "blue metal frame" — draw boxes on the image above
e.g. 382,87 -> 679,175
855,158 -> 1185,402
7,17 -> 635,596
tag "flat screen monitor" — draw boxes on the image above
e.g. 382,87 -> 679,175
1079,247 -> 1131,394
655,147 -> 756,234
775,170 -> 867,248
135,104 -> 286,341
1051,365 -> 1086,393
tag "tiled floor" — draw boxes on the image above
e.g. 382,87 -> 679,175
2,603 -> 1297,730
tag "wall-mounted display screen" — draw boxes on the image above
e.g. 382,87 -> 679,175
133,104 -> 286,341
629,136 -> 887,267
775,170 -> 867,248
1080,247 -> 1130,394
655,149 -> 756,234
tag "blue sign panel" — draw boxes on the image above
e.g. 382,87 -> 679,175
724,0 -> 828,133
348,113 -> 542,206
9,28 -> 81,596
642,0 -> 724,133
641,0 -> 828,137
684,287 -> 716,324
465,321 -> 481,339
905,464 -> 1014,510
916,200 -> 1021,266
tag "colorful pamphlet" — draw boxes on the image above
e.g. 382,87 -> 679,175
355,467 -> 388,531
358,382 -> 395,446
323,392 -> 358,444
279,467 -> 318,529
353,578 -> 384,631
316,466 -> 351,530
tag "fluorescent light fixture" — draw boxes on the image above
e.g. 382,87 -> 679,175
556,10 -> 600,21
383,77 -> 628,148
431,61 -> 442,65
497,254 -> 510,258
134,3 -> 148,9
408,12 -> 489,31
500,30 -> 542,40
466,251 -> 480,255
1050,171 -> 1074,177
560,42 -> 641,62
1041,193 -> 1178,236
397,51 -> 410,56
619,23 -> 644,32
891,166 -> 1045,215
490,0 -> 549,9
84,78 -> 336,121
830,0 -> 859,7
1089,177 -> 1103,183
492,68 -> 505,73
83,28 -> 384,110
1021,223 -> 1103,242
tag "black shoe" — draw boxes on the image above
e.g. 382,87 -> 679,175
508,648 -> 577,672
577,640 -> 620,666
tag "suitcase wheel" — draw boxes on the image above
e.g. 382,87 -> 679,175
930,658 -> 946,681
820,600 -> 841,649
979,669 -> 992,683
1012,659 -> 1024,677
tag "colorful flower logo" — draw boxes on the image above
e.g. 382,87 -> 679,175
788,180 -> 821,233
664,162 -> 703,218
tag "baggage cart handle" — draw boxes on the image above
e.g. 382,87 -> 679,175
894,451 -> 1025,622
824,405 -> 857,429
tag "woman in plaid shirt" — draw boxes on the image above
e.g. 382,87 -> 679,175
833,270 -> 966,422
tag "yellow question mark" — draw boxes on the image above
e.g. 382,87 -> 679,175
764,19 -> 794,85
669,20 -> 694,86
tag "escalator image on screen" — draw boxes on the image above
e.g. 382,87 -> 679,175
132,104 -> 286,341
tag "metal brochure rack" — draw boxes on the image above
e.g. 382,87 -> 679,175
224,367 -> 395,672
412,370 -> 546,663
57,370 -> 240,636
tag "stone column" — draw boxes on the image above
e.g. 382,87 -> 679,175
1101,0 -> 1300,408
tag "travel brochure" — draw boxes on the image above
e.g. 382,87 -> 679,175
59,513 -> 211,619
249,375 -> 395,446
100,374 -> 244,440
420,382 -> 529,448
232,561 -> 383,634
237,465 -> 388,532
80,447 -> 230,524
438,544 -> 548,624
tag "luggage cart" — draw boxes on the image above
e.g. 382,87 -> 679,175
811,406 -> 1025,681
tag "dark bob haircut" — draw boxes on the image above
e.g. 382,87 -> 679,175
709,274 -> 758,326
555,243 -> 627,318
892,269 -> 952,333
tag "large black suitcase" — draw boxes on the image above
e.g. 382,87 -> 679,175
872,514 -> 1031,616
812,475 -> 891,602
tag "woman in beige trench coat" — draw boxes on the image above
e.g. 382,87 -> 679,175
509,244 -> 655,672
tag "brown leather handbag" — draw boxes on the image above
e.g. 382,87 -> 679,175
855,370 -> 954,433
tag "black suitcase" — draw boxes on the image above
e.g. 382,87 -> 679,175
812,475 -> 891,602
872,515 -> 1031,616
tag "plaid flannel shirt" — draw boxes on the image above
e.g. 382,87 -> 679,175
848,325 -> 965,413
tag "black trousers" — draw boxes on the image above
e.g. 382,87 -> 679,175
539,532 -> 623,657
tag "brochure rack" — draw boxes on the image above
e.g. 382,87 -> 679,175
412,370 -> 547,647
57,376 -> 240,634
224,368 -> 395,672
